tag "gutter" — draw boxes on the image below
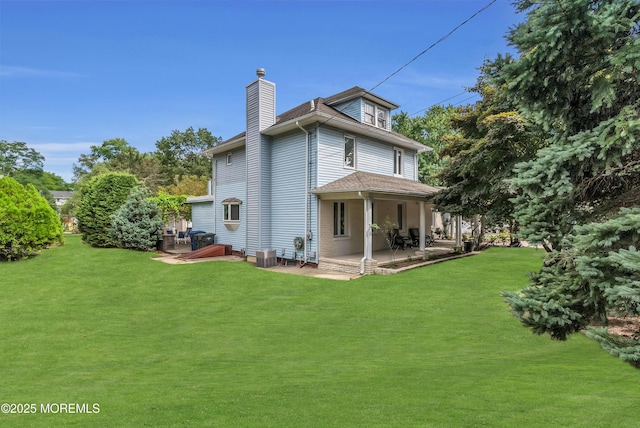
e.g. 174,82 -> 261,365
296,121 -> 310,267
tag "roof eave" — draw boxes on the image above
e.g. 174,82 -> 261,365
202,136 -> 246,156
264,111 -> 430,153
327,90 -> 399,110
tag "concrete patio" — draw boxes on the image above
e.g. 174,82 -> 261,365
157,239 -> 465,278
319,240 -> 461,275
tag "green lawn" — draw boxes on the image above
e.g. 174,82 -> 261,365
1,235 -> 638,427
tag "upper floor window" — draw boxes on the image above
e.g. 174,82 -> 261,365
364,102 -> 388,129
344,135 -> 355,169
393,147 -> 404,177
226,153 -> 232,165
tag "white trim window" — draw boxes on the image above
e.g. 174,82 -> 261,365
364,102 -> 389,129
222,198 -> 241,223
364,102 -> 376,126
393,147 -> 404,177
344,135 -> 355,169
226,153 -> 232,165
377,108 -> 388,128
333,201 -> 348,236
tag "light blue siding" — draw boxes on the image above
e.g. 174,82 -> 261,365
317,125 -> 353,187
267,129 -> 319,262
332,99 -> 361,121
214,148 -> 247,251
316,124 -> 420,185
191,202 -> 215,233
357,137 -> 393,176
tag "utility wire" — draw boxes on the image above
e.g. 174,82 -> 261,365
367,0 -> 498,95
319,0 -> 497,129
409,91 -> 471,116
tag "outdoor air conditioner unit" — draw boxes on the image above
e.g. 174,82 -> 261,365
256,249 -> 276,268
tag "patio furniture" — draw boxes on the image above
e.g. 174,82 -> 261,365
392,229 -> 413,249
409,228 -> 435,247
177,231 -> 189,245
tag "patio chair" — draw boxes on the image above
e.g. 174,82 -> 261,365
392,229 -> 413,250
177,231 -> 189,245
409,228 -> 435,248
409,228 -> 420,247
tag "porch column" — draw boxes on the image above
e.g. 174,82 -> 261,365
419,201 -> 426,251
363,198 -> 372,260
455,215 -> 463,247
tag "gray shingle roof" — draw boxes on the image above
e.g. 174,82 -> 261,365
311,171 -> 442,198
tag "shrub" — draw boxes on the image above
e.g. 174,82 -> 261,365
77,172 -> 138,247
0,176 -> 63,261
110,187 -> 163,251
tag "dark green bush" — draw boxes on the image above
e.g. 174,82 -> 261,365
0,176 -> 63,261
110,186 -> 163,251
77,172 -> 138,247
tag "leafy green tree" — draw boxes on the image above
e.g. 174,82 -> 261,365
76,172 -> 138,247
392,105 -> 457,185
433,56 -> 547,236
501,0 -> 640,366
73,138 -> 138,180
151,191 -> 190,225
0,176 -> 63,261
0,140 -> 44,175
110,186 -> 163,251
41,171 -> 73,191
73,139 -> 165,192
159,174 -> 208,197
154,127 -> 220,179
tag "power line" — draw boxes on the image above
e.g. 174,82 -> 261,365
409,91 -> 471,116
367,0 -> 498,94
320,0 -> 497,129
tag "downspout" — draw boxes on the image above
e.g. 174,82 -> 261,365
296,121 -> 309,266
211,157 -> 217,235
358,191 -> 370,275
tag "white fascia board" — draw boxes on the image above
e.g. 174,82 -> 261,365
202,137 -> 246,156
263,111 -> 430,153
185,195 -> 215,203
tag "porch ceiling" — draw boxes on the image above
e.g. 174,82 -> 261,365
311,171 -> 443,201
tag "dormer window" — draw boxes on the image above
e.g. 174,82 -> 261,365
364,102 -> 388,129
377,109 -> 387,128
364,103 -> 375,125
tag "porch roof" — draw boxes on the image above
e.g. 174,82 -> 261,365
311,171 -> 443,200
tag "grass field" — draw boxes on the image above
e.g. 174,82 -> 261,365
1,235 -> 638,427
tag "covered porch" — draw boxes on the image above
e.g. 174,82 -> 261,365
311,171 -> 463,275
319,239 -> 458,274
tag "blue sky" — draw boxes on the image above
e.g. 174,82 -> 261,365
0,0 -> 523,182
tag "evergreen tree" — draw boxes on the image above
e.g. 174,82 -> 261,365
76,172 -> 138,247
110,187 -> 163,251
501,0 -> 640,366
0,176 -> 63,261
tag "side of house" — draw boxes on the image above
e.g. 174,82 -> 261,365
194,69 -> 441,273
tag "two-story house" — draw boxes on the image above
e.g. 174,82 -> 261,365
190,69 -> 440,274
